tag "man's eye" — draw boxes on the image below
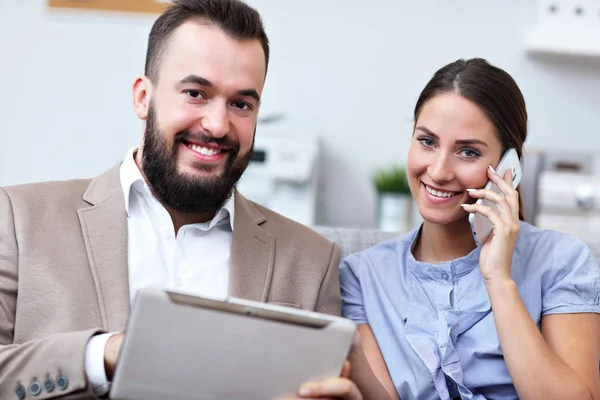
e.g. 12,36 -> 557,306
232,101 -> 251,110
186,90 -> 204,99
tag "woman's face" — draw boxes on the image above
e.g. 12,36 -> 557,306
407,92 -> 504,226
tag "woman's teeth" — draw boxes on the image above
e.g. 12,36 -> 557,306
425,184 -> 457,198
189,144 -> 221,156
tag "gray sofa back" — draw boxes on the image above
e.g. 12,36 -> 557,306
313,226 -> 600,262
312,227 -> 398,259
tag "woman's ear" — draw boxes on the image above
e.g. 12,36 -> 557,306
133,76 -> 152,120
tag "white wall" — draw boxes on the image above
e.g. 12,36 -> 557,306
1,1 -> 600,228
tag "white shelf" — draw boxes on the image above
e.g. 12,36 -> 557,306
525,0 -> 600,58
526,25 -> 600,58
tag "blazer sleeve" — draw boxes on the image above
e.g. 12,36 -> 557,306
0,187 -> 102,400
314,242 -> 342,316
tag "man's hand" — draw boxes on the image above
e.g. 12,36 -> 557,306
274,361 -> 363,400
104,332 -> 125,381
294,360 -> 363,400
275,332 -> 365,400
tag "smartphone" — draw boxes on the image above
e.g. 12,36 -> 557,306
468,148 -> 522,246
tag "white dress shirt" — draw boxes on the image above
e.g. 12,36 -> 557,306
85,147 -> 235,395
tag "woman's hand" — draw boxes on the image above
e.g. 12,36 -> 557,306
461,165 -> 520,286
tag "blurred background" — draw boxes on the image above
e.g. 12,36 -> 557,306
1,0 -> 600,237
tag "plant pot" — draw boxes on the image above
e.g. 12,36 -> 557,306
376,193 -> 412,232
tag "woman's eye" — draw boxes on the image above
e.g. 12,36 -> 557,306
418,137 -> 435,147
460,149 -> 480,158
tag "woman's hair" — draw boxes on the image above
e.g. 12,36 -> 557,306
413,58 -> 528,220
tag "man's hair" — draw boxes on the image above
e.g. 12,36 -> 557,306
145,0 -> 270,82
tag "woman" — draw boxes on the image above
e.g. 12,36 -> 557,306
297,58 -> 600,400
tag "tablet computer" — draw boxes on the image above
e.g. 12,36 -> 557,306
110,287 -> 357,400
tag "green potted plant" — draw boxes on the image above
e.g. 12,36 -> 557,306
373,165 -> 413,232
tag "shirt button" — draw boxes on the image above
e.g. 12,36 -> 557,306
440,343 -> 447,349
441,272 -> 449,281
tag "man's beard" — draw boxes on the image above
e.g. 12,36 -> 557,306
140,103 -> 253,215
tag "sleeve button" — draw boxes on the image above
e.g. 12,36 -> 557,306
15,384 -> 26,400
56,374 -> 69,391
29,380 -> 42,396
44,378 -> 55,393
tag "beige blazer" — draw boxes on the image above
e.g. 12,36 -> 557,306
0,164 -> 341,400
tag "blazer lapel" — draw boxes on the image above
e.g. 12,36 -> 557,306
228,191 -> 275,302
78,164 -> 130,332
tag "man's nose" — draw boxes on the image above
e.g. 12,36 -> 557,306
200,101 -> 229,139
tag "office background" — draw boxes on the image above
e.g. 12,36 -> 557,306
1,0 -> 599,228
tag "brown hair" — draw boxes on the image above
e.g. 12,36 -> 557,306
414,58 -> 528,220
144,0 -> 270,82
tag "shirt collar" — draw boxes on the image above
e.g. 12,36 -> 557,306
119,146 -> 235,230
405,225 -> 481,279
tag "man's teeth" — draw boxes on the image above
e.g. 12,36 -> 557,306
189,144 -> 221,156
425,184 -> 457,198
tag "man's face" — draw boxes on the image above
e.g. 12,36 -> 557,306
137,21 -> 266,214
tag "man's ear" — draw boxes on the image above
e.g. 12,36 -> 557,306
133,76 -> 152,120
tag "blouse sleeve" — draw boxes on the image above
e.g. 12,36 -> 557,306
542,234 -> 600,316
339,254 -> 368,324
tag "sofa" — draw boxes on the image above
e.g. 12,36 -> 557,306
312,225 -> 600,262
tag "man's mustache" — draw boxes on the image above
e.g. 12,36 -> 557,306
174,130 -> 240,152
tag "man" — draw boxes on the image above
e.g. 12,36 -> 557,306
0,1 -> 365,398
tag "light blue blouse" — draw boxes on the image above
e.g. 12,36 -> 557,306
340,222 -> 600,400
